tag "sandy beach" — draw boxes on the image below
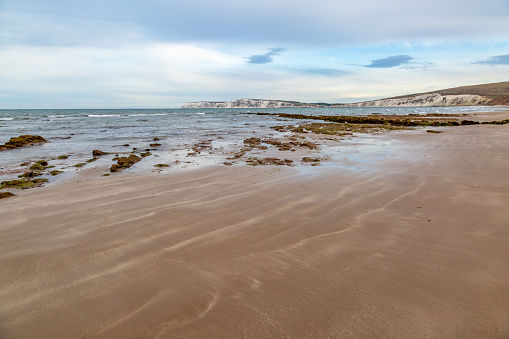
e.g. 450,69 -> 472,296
1,112 -> 509,338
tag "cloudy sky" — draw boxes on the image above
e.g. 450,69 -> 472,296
1,0 -> 508,108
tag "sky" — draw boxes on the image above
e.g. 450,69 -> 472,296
1,0 -> 508,108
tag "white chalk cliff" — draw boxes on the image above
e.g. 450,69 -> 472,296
182,99 -> 299,109
183,93 -> 493,109
345,93 -> 490,107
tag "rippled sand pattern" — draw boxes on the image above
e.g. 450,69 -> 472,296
1,124 -> 509,338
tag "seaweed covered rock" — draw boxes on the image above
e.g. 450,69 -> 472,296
246,157 -> 293,166
29,160 -> 48,171
0,178 -> 48,189
92,150 -> 107,156
0,135 -> 47,150
110,154 -> 141,172
0,192 -> 15,199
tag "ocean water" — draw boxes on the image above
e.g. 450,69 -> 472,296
0,106 -> 502,182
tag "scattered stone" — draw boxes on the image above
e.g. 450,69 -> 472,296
86,158 -> 98,163
150,143 -> 162,147
74,163 -> 86,168
302,157 -> 321,163
223,162 -> 233,166
50,170 -> 64,176
0,135 -> 47,150
246,157 -> 292,166
140,152 -> 151,157
154,164 -> 169,167
244,137 -> 262,145
426,130 -> 442,133
57,155 -> 69,159
153,138 -> 160,141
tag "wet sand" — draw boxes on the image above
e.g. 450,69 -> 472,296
1,114 -> 509,338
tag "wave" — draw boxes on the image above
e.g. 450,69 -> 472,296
0,118 -> 14,121
87,114 -> 122,118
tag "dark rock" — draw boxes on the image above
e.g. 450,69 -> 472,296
0,135 -> 47,150
0,192 -> 15,199
92,150 -> 107,156
302,157 -> 321,163
0,178 -> 48,189
150,143 -> 162,147
244,137 -> 262,145
110,154 -> 141,172
18,171 -> 38,178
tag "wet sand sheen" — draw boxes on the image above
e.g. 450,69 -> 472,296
1,123 -> 509,338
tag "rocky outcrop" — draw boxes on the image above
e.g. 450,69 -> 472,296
345,93 -> 490,107
182,99 -> 299,109
0,135 -> 47,150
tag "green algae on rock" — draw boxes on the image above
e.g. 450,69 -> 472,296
0,135 -> 47,150
0,178 -> 48,189
30,160 -> 49,171
110,154 -> 141,172
0,192 -> 15,199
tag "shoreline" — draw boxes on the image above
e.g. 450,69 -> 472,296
1,112 -> 509,337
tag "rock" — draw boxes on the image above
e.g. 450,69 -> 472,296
0,135 -> 47,150
110,154 -> 141,172
302,157 -> 321,163
0,192 -> 15,199
30,160 -> 48,171
150,143 -> 162,147
0,178 -> 48,189
244,137 -> 262,145
18,171 -> 38,178
92,150 -> 107,156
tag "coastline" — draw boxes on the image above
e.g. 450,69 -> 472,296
1,111 -> 509,337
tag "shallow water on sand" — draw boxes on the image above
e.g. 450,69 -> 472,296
0,106 -> 501,182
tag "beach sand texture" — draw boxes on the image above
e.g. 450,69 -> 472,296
1,121 -> 509,338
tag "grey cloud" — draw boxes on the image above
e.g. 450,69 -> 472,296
247,48 -> 286,64
364,55 -> 414,68
475,54 -> 509,65
297,68 -> 347,76
2,0 -> 509,48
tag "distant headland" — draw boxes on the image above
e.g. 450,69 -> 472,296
182,81 -> 509,108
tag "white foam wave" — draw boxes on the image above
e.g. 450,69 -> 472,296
87,114 -> 121,118
0,118 -> 14,121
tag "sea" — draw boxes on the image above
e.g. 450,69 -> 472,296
0,106 -> 503,183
